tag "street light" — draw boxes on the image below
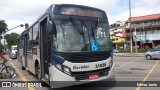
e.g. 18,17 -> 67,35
3,23 -> 29,51
6,24 -> 24,32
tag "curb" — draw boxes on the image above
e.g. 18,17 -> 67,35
113,53 -> 144,57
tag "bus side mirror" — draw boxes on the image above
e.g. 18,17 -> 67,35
47,21 -> 52,35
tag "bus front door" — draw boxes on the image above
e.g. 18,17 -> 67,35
40,17 -> 49,79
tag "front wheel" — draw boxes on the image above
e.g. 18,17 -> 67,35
1,66 -> 16,79
146,55 -> 152,60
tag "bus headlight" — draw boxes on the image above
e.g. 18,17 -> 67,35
53,62 -> 72,76
55,63 -> 62,71
63,66 -> 71,76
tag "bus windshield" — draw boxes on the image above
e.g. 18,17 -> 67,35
53,19 -> 111,52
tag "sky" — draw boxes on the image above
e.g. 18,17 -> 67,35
0,0 -> 160,35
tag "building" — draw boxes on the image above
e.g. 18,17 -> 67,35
110,21 -> 126,50
125,13 -> 160,49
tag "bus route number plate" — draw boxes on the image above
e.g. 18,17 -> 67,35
88,74 -> 99,79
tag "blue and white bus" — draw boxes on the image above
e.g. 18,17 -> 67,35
17,4 -> 114,88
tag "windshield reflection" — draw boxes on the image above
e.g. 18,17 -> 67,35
53,19 -> 111,52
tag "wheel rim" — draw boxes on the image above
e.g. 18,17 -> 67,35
147,55 -> 151,60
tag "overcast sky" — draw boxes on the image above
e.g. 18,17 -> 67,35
0,0 -> 160,34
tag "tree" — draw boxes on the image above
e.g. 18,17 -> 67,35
0,20 -> 7,34
0,20 -> 8,50
5,33 -> 19,49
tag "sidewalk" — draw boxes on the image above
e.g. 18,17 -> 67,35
113,53 -> 144,57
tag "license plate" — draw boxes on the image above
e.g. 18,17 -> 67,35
88,74 -> 99,79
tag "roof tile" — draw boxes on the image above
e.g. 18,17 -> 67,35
129,13 -> 160,22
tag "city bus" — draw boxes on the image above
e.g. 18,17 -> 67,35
17,4 -> 114,88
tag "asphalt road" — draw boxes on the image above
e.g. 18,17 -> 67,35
0,55 -> 160,90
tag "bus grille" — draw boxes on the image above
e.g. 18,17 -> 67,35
72,67 -> 110,80
67,52 -> 110,63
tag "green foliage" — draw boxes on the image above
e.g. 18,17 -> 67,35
120,48 -> 151,53
0,20 -> 8,34
0,20 -> 8,49
5,33 -> 19,48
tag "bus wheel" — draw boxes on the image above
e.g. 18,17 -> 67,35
21,60 -> 25,70
21,65 -> 25,70
37,65 -> 41,80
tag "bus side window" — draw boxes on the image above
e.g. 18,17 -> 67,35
32,23 -> 39,55
32,48 -> 37,54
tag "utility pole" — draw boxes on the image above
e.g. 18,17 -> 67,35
129,0 -> 133,53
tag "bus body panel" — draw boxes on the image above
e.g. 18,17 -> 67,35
28,47 -> 40,75
63,57 -> 112,72
20,48 -> 25,67
49,59 -> 114,88
27,54 -> 36,74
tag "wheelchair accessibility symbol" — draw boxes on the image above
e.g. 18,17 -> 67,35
91,42 -> 99,51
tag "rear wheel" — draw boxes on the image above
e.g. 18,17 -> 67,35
1,66 -> 15,79
21,60 -> 25,70
37,65 -> 41,80
146,55 -> 152,60
21,65 -> 25,70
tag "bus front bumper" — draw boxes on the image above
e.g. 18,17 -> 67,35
49,64 -> 114,88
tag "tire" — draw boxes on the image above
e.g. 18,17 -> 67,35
37,65 -> 41,80
21,65 -> 25,70
21,60 -> 25,70
1,66 -> 15,79
146,55 -> 152,60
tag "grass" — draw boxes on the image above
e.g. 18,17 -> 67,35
119,48 -> 151,53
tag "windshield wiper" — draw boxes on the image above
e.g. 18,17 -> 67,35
91,19 -> 100,41
69,17 -> 83,35
94,19 -> 99,30
69,17 -> 86,43
91,24 -> 96,41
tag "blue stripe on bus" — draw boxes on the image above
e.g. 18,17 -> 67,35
51,54 -> 65,64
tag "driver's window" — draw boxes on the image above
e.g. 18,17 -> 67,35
154,47 -> 160,51
150,48 -> 154,52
